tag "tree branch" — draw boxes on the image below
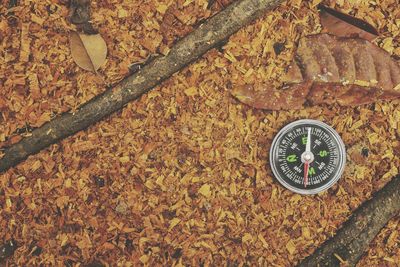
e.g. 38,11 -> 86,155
0,0 -> 285,173
297,175 -> 400,267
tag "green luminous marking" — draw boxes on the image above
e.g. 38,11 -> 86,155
308,167 -> 316,176
302,136 -> 307,145
319,150 -> 329,157
286,154 -> 297,162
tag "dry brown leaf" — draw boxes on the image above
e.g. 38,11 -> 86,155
232,34 -> 400,110
319,5 -> 378,41
69,31 -> 107,72
69,0 -> 91,25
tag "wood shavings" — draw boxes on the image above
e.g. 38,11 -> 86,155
28,73 -> 41,99
0,0 -> 399,266
31,14 -> 45,26
198,184 -> 212,197
19,23 -> 30,62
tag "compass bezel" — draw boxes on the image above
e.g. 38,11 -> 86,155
269,119 -> 346,195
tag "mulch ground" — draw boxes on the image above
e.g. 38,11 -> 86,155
0,0 -> 399,265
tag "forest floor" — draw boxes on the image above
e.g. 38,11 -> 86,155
0,0 -> 399,265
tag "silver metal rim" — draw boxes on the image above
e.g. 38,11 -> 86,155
269,119 -> 346,195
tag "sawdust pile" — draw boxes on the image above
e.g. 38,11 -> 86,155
0,0 -> 399,265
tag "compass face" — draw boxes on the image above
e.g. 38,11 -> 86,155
270,119 -> 346,195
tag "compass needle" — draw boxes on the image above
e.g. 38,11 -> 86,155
270,119 -> 346,195
304,162 -> 309,188
302,127 -> 313,187
306,127 -> 311,153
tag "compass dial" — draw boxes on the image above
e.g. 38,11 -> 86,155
270,119 -> 346,195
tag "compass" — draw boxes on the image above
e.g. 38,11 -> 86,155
269,119 -> 346,195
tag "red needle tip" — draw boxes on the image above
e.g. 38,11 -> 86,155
304,162 -> 309,188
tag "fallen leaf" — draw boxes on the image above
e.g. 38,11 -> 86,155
319,4 -> 378,41
69,0 -> 91,25
232,34 -> 400,110
69,31 -> 107,72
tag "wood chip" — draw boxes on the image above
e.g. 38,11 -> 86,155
1,0 -> 399,265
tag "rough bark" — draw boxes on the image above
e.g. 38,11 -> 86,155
0,0 -> 286,173
297,174 -> 400,267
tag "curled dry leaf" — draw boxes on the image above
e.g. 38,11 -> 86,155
68,0 -> 97,34
69,31 -> 107,72
319,4 -> 378,41
69,0 -> 91,25
232,34 -> 400,110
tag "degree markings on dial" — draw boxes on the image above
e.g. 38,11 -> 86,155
280,127 -> 305,182
276,125 -> 343,186
314,157 -> 337,182
271,120 -> 346,194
